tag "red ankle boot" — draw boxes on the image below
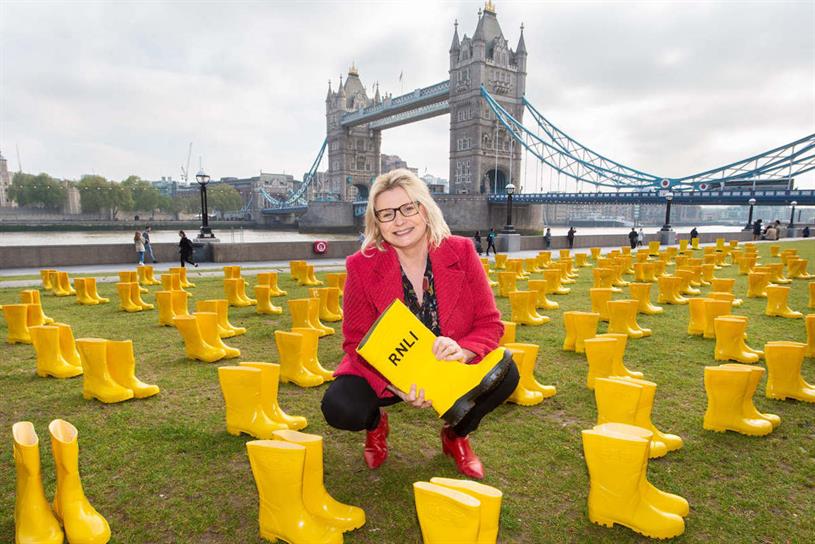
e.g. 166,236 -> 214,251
364,410 -> 389,469
441,425 -> 484,479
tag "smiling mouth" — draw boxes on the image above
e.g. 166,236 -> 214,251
393,227 -> 413,236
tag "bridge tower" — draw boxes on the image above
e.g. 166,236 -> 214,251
449,1 -> 526,195
325,65 -> 382,201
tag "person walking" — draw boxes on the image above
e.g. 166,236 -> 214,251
142,226 -> 158,263
803,225 -> 810,238
567,227 -> 576,249
752,219 -> 763,241
637,228 -> 644,247
543,227 -> 551,249
690,227 -> 699,240
628,227 -> 638,249
473,231 -> 483,255
178,230 -> 198,268
134,231 -> 145,265
485,228 -> 497,256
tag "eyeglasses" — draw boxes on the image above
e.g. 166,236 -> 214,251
374,201 -> 420,222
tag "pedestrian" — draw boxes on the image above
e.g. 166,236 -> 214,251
473,231 -> 483,255
628,227 -> 638,249
567,227 -> 576,249
637,228 -> 644,247
690,227 -> 699,240
543,227 -> 551,249
134,231 -> 145,265
178,230 -> 198,268
142,226 -> 158,263
485,228 -> 497,256
803,226 -> 810,238
752,219 -> 763,241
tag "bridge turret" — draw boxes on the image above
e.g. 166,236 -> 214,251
450,19 -> 460,61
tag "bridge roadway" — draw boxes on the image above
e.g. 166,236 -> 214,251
340,81 -> 450,129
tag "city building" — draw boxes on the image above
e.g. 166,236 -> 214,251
380,154 -> 418,175
0,149 -> 15,207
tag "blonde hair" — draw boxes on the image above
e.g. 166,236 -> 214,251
362,169 -> 450,253
134,231 -> 142,242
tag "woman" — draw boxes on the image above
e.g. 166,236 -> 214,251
134,231 -> 145,265
178,230 -> 197,268
473,230 -> 482,255
567,226 -> 576,249
321,169 -> 519,479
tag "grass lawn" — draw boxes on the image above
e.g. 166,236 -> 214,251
1,240 -> 814,543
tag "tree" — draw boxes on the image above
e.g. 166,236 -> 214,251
206,184 -> 243,218
8,172 -> 67,209
121,176 -> 163,213
77,175 -> 133,217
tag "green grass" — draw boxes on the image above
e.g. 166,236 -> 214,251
1,241 -> 814,542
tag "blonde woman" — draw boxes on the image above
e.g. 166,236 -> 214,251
134,231 -> 145,264
321,169 -> 518,479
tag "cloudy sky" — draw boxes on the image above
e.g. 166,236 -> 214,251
1,0 -> 813,189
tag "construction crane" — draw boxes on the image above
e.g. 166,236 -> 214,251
180,142 -> 192,184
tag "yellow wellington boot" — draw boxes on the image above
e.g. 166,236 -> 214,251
597,333 -> 642,378
85,278 -> 109,304
701,263 -> 716,285
288,298 -> 320,334
273,430 -> 366,532
236,277 -> 257,304
4,304 -> 32,344
562,311 -> 600,353
584,338 -> 617,389
129,283 -> 153,310
289,261 -> 306,282
678,239 -> 689,253
246,441 -> 342,544
160,273 -> 180,292
13,421 -> 65,544
482,263 -> 498,288
652,260 -> 668,278
76,338 -> 134,403
806,314 -> 815,358
20,290 -> 55,324
709,291 -> 742,309
57,272 -> 76,296
703,366 -> 773,435
628,282 -> 663,315
74,279 -> 99,305
505,347 -> 544,406
255,285 -> 283,315
106,340 -> 159,398
719,364 -> 780,428
675,269 -> 700,296
223,265 -> 239,279
647,240 -> 660,256
263,271 -> 288,296
24,302 -> 47,328
527,279 -> 559,310
503,342 -> 556,398
714,317 -> 759,364
48,420 -> 111,544
656,276 -> 681,305
308,298 -> 335,336
166,291 -> 189,323
590,288 -> 614,322
621,377 -> 682,453
291,327 -> 334,381
429,478 -> 502,544
536,251 -> 551,268
767,263 -> 791,285
592,267 -> 620,292
169,266 -> 195,288
414,481 -> 481,544
49,272 -> 68,296
690,237 -> 699,250
41,269 -> 56,291
155,291 -> 176,326
194,312 -> 240,359
172,315 -> 226,362
590,247 -> 601,261
313,288 -> 342,322
747,272 -> 772,298
581,425 -> 685,539
223,278 -> 252,307
508,291 -> 544,326
593,378 -> 667,458
218,367 -> 286,438
576,253 -> 590,268
764,341 -> 815,402
198,299 -> 246,337
497,271 -> 517,297
523,257 -> 539,275
240,362 -> 308,430
143,265 -> 161,285
522,290 -> 550,325
274,331 -> 324,387
810,282 -> 815,308
710,277 -> 735,293
136,266 -> 149,286
702,299 -> 733,339
30,325 -> 83,379
765,285 -> 802,318
607,300 -> 651,338
305,265 -> 324,286
499,321 -> 516,346
50,323 -> 81,369
116,283 -> 141,313
686,298 -> 710,336
543,269 -> 570,295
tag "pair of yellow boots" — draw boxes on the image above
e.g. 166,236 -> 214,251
45,271 -> 75,297
4,301 -> 53,344
275,329 -> 334,387
224,277 -> 257,307
503,342 -> 556,405
582,422 -> 688,539
585,334 -> 645,389
507,290 -> 549,326
308,287 -> 343,322
136,264 -> 160,285
288,298 -> 335,336
687,298 -> 734,338
73,278 -> 109,305
656,275 -> 689,305
562,311 -> 600,353
526,279 -> 559,310
155,290 -> 191,326
30,323 -> 84,379
218,362 -> 308,438
627,282 -> 664,315
593,376 -> 682,458
160,272 -> 187,293
713,316 -> 763,364
14,419 -> 110,544
246,432 -> 364,543
414,478 -> 502,544
173,312 -> 241,362
703,364 -> 780,436
764,285 -> 803,318
325,271 -> 346,295
290,260 -> 324,286
764,341 -> 815,403
77,338 -> 159,403
168,266 -> 195,288
607,300 -> 651,338
116,282 -> 153,312
256,284 -> 283,315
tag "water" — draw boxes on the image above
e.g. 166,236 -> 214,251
0,226 -> 745,246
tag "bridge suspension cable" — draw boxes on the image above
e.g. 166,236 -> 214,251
260,138 -> 328,210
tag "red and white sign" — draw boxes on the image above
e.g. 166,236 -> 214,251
313,240 -> 328,254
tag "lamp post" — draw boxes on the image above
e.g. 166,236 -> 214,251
744,197 -> 756,230
660,192 -> 674,231
788,200 -> 797,228
196,170 -> 214,239
503,183 -> 516,233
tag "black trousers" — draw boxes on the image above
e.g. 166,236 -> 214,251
321,360 -> 519,437
179,251 -> 194,267
485,241 -> 497,255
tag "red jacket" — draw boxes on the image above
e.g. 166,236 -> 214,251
335,235 -> 503,398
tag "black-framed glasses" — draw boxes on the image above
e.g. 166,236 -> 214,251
374,201 -> 420,222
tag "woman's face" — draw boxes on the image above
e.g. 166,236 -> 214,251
374,187 -> 428,252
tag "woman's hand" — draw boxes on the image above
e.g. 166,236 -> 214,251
388,384 -> 433,409
432,336 -> 475,362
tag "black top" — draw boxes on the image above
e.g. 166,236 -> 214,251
629,230 -> 638,242
179,237 -> 193,252
401,257 -> 441,336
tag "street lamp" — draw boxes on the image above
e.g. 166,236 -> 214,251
744,197 -> 757,231
196,169 -> 214,239
788,200 -> 797,228
660,192 -> 674,231
504,183 -> 516,233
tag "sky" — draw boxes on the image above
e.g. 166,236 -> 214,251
1,0 -> 813,189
